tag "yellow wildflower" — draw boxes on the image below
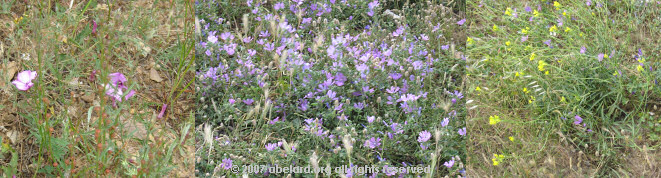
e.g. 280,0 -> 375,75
493,24 -> 499,31
530,53 -> 536,61
549,25 -> 558,33
489,115 -> 501,125
538,60 -> 548,71
533,10 -> 540,17
509,137 -> 514,142
506,41 -> 511,46
492,154 -> 505,166
554,1 -> 561,9
564,27 -> 572,32
523,87 -> 529,94
467,37 -> 474,45
505,7 -> 513,16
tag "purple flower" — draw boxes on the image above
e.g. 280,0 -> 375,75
525,6 -> 532,12
386,86 -> 400,94
417,131 -> 431,142
334,72 -> 346,86
574,115 -> 583,125
442,45 -> 450,50
521,35 -> 528,42
367,10 -> 374,17
367,116 -> 375,123
265,143 -> 278,151
104,73 -> 136,103
243,98 -> 254,105
580,46 -> 586,54
220,32 -> 233,41
457,19 -> 466,25
264,43 -> 275,51
586,0 -> 592,6
597,53 -> 604,61
458,127 -> 466,136
243,37 -> 253,43
389,73 -> 402,80
353,102 -> 365,110
224,43 -> 237,55
444,159 -> 455,168
356,63 -> 369,73
326,90 -> 337,100
221,158 -> 233,170
544,39 -> 553,48
441,118 -> 449,127
364,137 -> 382,149
208,32 -> 218,44
274,2 -> 285,10
12,70 -> 37,91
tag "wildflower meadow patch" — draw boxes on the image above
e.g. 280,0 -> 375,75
466,0 -> 661,176
0,1 -> 194,177
195,0 -> 466,177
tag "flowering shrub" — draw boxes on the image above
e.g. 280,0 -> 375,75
195,0 -> 466,177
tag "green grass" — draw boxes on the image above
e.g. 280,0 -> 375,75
466,0 -> 661,176
0,0 -> 194,177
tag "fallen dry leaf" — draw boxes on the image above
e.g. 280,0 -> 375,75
6,130 -> 19,145
150,68 -> 163,82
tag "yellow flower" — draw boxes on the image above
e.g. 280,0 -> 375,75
467,37 -> 474,45
509,136 -> 514,142
613,71 -> 618,76
523,87 -> 529,94
604,54 -> 609,59
505,7 -> 513,16
529,96 -> 536,104
489,115 -> 501,125
549,25 -> 558,33
493,24 -> 499,31
638,57 -> 646,63
561,96 -> 566,103
533,10 -> 540,17
554,1 -> 561,9
492,154 -> 505,166
475,86 -> 481,92
521,27 -> 530,34
564,27 -> 572,32
530,53 -> 536,61
579,32 -> 584,37
545,71 -> 549,75
506,41 -> 511,46
538,60 -> 548,71
515,72 -> 521,77
637,65 -> 644,72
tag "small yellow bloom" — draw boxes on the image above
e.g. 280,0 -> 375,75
509,136 -> 514,142
533,10 -> 540,17
538,60 -> 548,71
523,87 -> 529,94
564,27 -> 572,32
475,86 -> 481,92
613,71 -> 618,76
529,96 -> 536,104
492,154 -> 505,166
505,7 -> 513,16
561,96 -> 566,102
545,71 -> 549,75
489,115 -> 501,125
637,65 -> 644,72
521,27 -> 530,34
554,1 -> 561,9
467,37 -> 474,45
549,25 -> 558,33
506,41 -> 511,46
493,24 -> 499,31
530,53 -> 536,61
